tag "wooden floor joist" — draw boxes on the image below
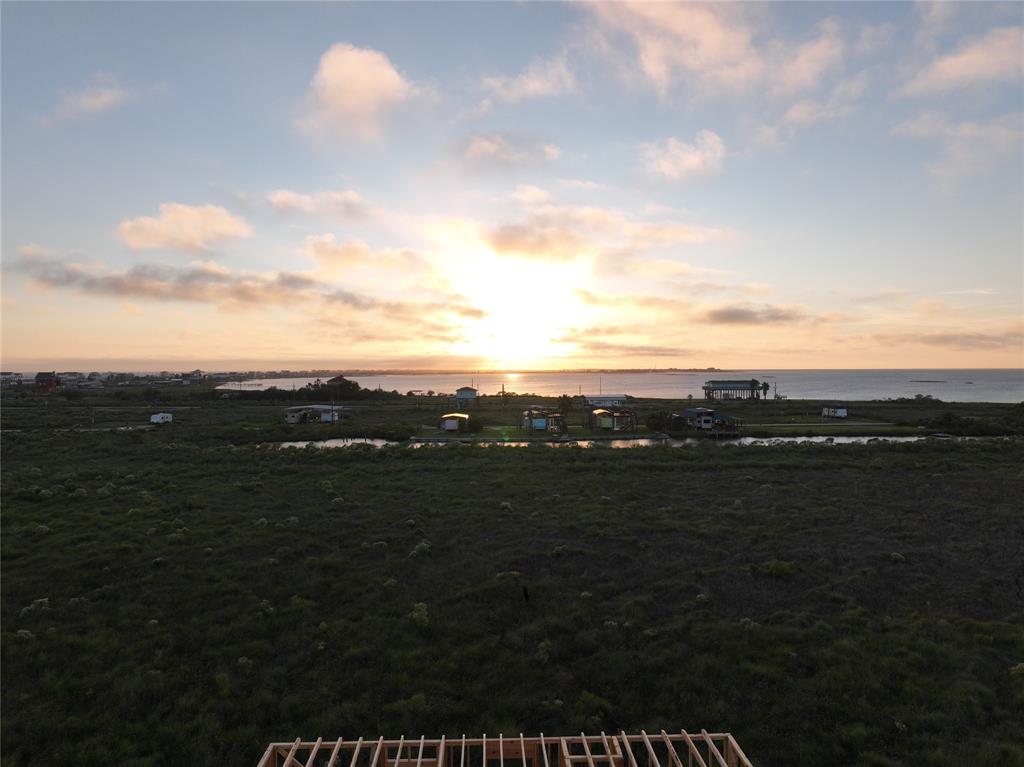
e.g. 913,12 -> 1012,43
258,732 -> 753,767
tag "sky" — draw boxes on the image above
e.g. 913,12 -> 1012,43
1,1 -> 1022,371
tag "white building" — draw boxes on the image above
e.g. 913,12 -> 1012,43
456,386 -> 478,407
150,413 -> 174,424
821,406 -> 848,419
584,394 -> 628,407
283,405 -> 343,424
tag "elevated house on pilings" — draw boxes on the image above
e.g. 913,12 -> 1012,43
702,379 -> 768,401
589,407 -> 638,432
521,407 -> 567,435
672,407 -> 742,434
257,730 -> 754,767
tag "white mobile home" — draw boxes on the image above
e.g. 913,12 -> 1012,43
150,413 -> 173,424
584,394 -> 628,407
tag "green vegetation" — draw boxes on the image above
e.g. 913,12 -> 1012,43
2,392 -> 1023,767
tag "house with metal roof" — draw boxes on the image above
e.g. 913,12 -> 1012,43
702,379 -> 767,401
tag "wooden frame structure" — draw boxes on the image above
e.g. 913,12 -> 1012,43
257,730 -> 753,767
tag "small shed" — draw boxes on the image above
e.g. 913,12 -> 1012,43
589,408 -> 637,431
440,412 -> 470,432
521,407 -> 567,434
150,413 -> 173,424
821,406 -> 848,418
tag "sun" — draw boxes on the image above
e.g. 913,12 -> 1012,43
429,220 -> 594,369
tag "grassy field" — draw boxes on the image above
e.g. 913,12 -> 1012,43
2,393 -> 1023,767
1,382 -> 1022,441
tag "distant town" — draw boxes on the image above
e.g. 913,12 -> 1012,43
0,367 -> 730,392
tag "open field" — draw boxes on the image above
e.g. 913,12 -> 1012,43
1,383 -> 1022,441
2,398 -> 1023,767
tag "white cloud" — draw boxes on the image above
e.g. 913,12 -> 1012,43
782,71 -> 869,129
462,134 -> 561,168
893,111 -> 1023,184
297,43 -> 414,140
903,26 -> 1023,95
482,51 -> 576,105
117,204 -> 252,252
267,189 -> 366,218
641,130 -> 725,181
584,2 -> 763,97
304,234 -> 372,265
511,185 -> 553,205
772,18 -> 844,97
41,77 -> 132,124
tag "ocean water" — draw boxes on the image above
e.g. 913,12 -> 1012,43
225,369 -> 1024,403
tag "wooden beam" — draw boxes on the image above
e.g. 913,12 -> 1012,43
370,736 -> 386,767
281,739 -> 302,767
677,732 -> 708,767
415,735 -> 426,767
598,732 -> 616,767
520,734 -> 528,767
658,731 -> 685,767
347,737 -> 366,767
638,730 -> 662,767
560,738 -> 573,767
723,736 -> 752,767
394,735 -> 407,767
460,735 -> 467,767
540,734 -> 551,767
257,743 -> 276,767
438,736 -> 447,767
304,737 -> 323,767
698,731 -> 728,767
325,738 -> 345,767
580,733 -> 597,767
616,732 -> 639,767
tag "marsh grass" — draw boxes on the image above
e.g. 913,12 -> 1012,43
1,397 -> 1023,766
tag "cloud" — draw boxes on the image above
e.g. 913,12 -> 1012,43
583,4 -> 849,102
855,23 -> 896,56
903,26 -> 1023,95
482,51 -> 576,105
489,223 -> 584,260
583,2 -> 763,97
781,70 -> 869,129
849,287 -> 910,304
942,288 -> 995,295
892,111 -> 1023,184
695,302 -> 812,324
510,185 -> 553,205
641,130 -> 725,181
462,134 -> 561,168
486,202 -> 733,260
117,204 -> 252,251
303,233 -> 428,273
41,77 -> 132,124
297,43 -> 415,140
876,329 -> 1023,350
13,251 -> 480,321
772,18 -> 844,97
267,189 -> 366,218
566,339 -> 686,358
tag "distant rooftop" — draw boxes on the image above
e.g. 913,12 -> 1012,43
258,731 -> 753,767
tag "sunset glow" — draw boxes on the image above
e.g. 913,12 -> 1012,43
1,2 -> 1021,370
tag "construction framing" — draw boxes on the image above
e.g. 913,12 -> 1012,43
257,730 -> 753,767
